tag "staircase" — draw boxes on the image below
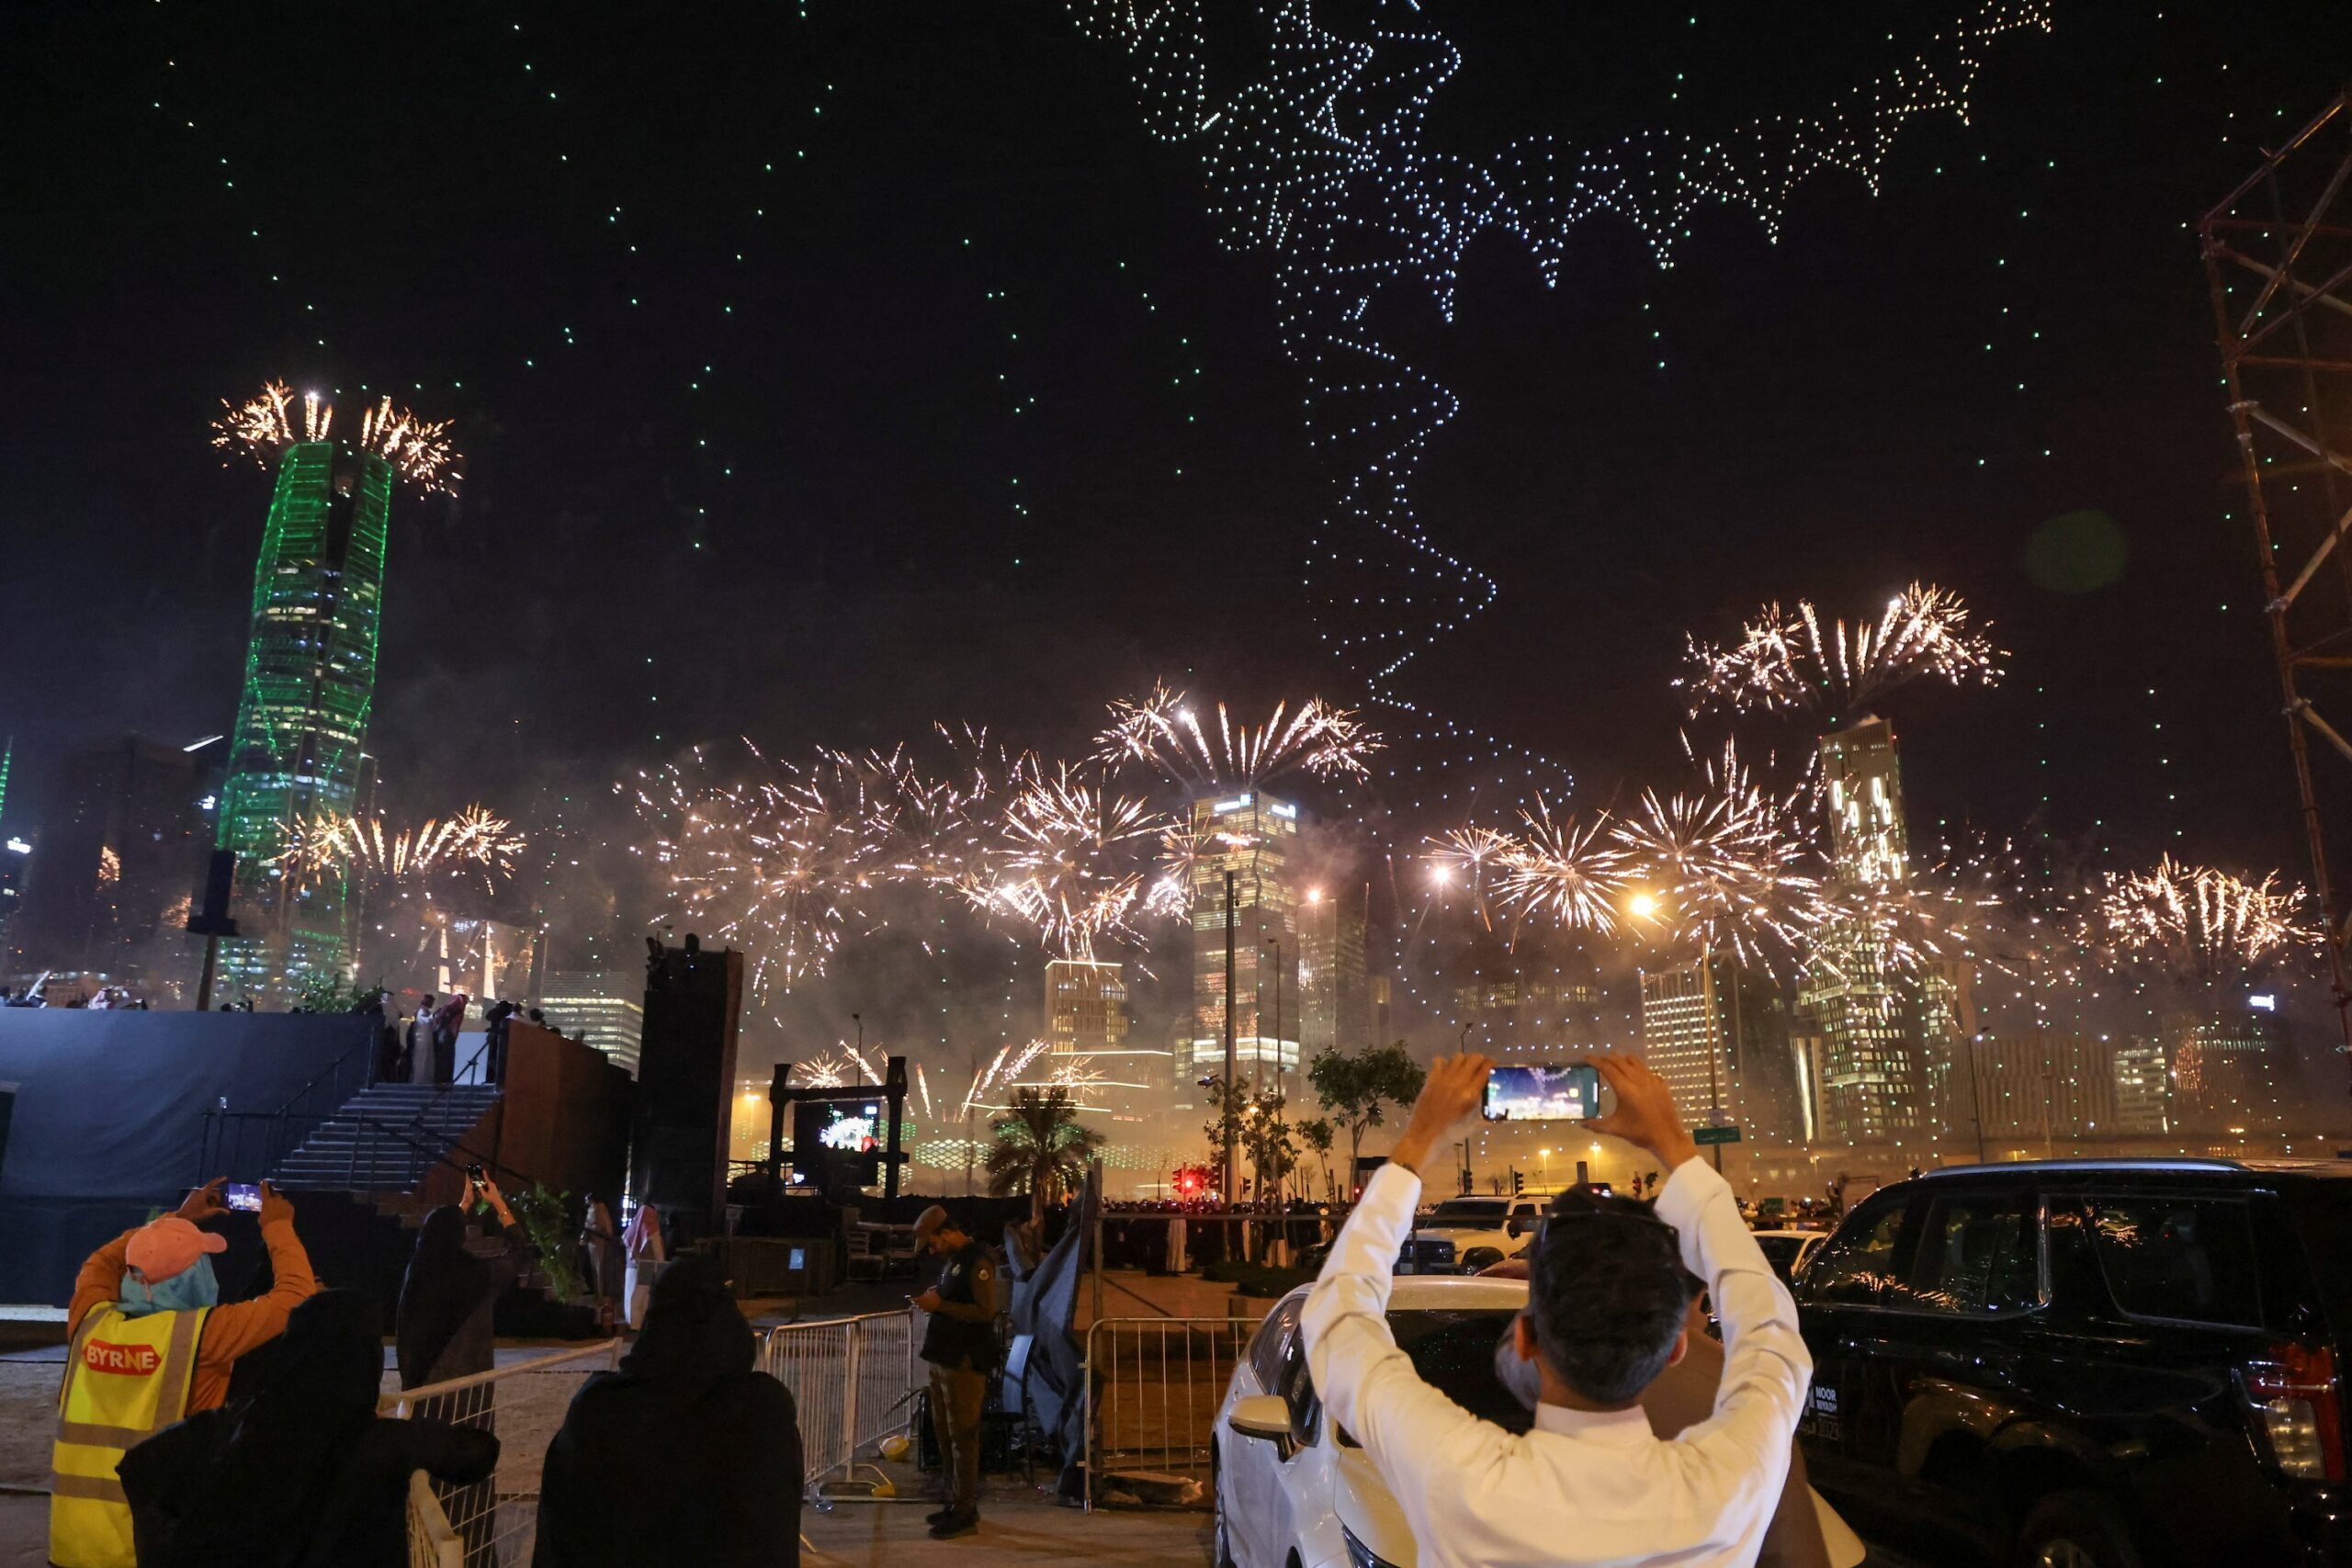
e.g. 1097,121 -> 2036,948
270,1082 -> 503,1193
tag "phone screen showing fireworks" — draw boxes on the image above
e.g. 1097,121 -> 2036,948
224,1182 -> 263,1213
1482,1066 -> 1601,1122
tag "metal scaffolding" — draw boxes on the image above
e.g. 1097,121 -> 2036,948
2201,90 -> 2352,1056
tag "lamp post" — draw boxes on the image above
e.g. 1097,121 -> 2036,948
1537,1146 -> 1551,1189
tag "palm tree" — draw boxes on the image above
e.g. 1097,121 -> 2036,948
983,1086 -> 1105,1226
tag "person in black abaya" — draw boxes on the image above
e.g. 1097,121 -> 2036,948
118,1289 -> 496,1568
398,1178 -> 531,1555
531,1252 -> 801,1568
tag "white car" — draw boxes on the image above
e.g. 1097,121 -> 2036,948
1408,1195 -> 1548,1273
1748,1229 -> 1829,1286
1213,1275 -> 1528,1568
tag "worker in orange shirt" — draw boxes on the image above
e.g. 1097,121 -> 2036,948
51,1177 -> 319,1568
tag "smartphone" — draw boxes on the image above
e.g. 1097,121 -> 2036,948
466,1163 -> 486,1184
1481,1065 -> 1602,1122
224,1182 -> 263,1213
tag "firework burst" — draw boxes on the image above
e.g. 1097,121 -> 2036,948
2097,855 -> 2314,977
1611,746 -> 1826,970
1095,682 -> 1379,788
274,806 -> 522,887
211,379 -> 462,494
963,761 -> 1163,959
1679,582 -> 2002,718
1491,804 -> 1633,934
627,743 -> 896,996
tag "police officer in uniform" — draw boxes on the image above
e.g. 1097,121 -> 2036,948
912,1205 -> 997,1540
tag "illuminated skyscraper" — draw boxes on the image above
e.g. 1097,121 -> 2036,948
1799,716 -> 1929,1145
1640,954 -> 1802,1144
216,440 -> 394,1002
543,967 -> 648,1077
1188,790 -> 1301,1081
1297,883 -> 1370,1057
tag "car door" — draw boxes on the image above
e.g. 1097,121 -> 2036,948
1794,1188 -> 1917,1495
1862,1183 -> 2047,1558
1228,1297 -> 1302,1565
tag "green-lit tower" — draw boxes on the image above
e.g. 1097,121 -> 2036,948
211,383 -> 455,1004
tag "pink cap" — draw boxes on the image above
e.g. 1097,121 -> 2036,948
125,1216 -> 229,1284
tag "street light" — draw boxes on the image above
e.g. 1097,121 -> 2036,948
1537,1146 -> 1551,1188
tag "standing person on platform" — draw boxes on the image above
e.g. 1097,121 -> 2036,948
410,996 -> 437,1086
532,1254 -> 800,1568
431,993 -> 468,1084
622,1201 -> 666,1330
1299,1054 -> 1813,1568
910,1206 -> 998,1540
51,1179 -> 318,1568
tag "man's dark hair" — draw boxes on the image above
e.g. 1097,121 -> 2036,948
1527,1188 -> 1701,1404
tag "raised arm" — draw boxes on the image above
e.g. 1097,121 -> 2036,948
1301,1056 -> 1507,1491
1583,1057 -> 1812,1502
198,1181 -> 319,1363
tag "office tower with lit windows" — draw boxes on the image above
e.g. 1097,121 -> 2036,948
1188,789 -> 1301,1083
2111,1040 -> 2171,1134
1297,882 -> 1371,1057
1640,954 -> 1802,1143
1036,956 -> 1170,1122
215,439 -> 395,1003
543,967 -> 648,1077
1798,716 -> 1930,1145
2168,1000 -> 2296,1134
1972,1033 -> 2119,1149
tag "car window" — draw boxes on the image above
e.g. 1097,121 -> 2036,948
2083,1195 -> 2263,1328
1330,1308 -> 1532,1447
1754,1235 -> 1807,1285
1249,1297 -> 1302,1388
1892,1192 -> 2042,1315
1802,1191 -> 1908,1307
1431,1201 -> 1508,1222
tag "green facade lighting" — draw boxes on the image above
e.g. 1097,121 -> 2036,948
216,441 -> 393,1004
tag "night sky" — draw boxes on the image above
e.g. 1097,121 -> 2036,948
6,1 -> 2350,1055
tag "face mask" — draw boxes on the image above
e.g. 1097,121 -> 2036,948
1492,1310 -> 1542,1412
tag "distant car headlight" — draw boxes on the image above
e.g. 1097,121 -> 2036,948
1343,1523 -> 1404,1568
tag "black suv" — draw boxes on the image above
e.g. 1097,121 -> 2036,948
1792,1158 -> 2352,1566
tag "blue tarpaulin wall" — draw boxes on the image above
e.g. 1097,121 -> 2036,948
0,1010 -> 370,1303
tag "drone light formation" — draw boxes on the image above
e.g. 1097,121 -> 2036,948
211,379 -> 462,494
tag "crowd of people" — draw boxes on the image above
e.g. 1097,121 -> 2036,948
51,1174 -> 803,1568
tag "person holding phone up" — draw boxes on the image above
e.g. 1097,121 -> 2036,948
1299,1054 -> 1813,1568
52,1177 -> 319,1568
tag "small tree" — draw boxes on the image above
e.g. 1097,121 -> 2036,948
984,1086 -> 1105,1226
1307,1042 -> 1427,1178
1297,1118 -> 1335,1201
509,1182 -> 583,1301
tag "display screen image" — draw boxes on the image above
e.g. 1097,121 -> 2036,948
1481,1065 -> 1602,1122
224,1182 -> 263,1213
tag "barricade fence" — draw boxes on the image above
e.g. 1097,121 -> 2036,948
762,1308 -> 920,1502
387,1337 -> 625,1568
1080,1315 -> 1253,1512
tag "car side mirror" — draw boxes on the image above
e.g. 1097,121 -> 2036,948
1228,1393 -> 1294,1458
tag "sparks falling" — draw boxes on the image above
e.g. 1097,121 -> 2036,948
273,806 -> 522,887
962,760 -> 1163,960
1095,682 -> 1380,788
1679,582 -> 2003,719
211,379 -> 463,494
2098,856 -> 2314,977
1610,746 -> 1827,971
1491,805 -> 1633,935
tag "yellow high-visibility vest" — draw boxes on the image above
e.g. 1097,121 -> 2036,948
50,1303 -> 209,1568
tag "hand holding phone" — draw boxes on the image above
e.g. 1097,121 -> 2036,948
224,1182 -> 263,1213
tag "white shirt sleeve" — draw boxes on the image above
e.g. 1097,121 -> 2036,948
1299,1165 -> 1511,1508
1651,1156 -> 1814,1494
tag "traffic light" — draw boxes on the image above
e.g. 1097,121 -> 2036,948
1510,1168 -> 1524,1195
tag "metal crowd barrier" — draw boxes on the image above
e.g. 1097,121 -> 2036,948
762,1307 -> 920,1506
406,1471 -> 463,1568
1080,1314 -> 1254,1513
387,1337 -> 626,1568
